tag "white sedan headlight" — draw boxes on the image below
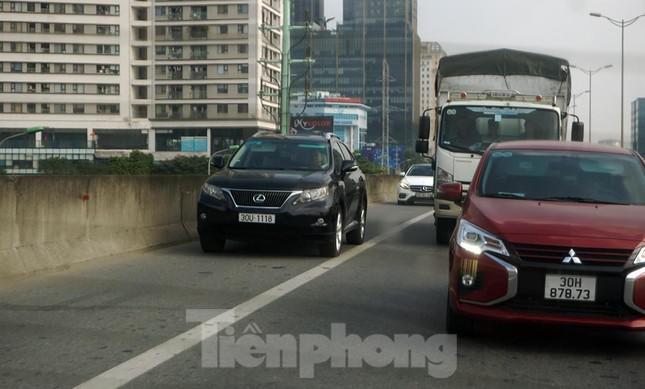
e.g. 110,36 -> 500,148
635,246 -> 645,264
202,183 -> 226,201
400,180 -> 410,190
456,219 -> 509,257
293,186 -> 330,205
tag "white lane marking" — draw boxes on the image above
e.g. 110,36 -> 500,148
75,211 -> 434,389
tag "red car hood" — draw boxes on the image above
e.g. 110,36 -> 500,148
465,197 -> 645,249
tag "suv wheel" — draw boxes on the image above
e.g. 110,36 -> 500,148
436,218 -> 454,245
200,233 -> 226,253
320,211 -> 343,257
346,201 -> 366,245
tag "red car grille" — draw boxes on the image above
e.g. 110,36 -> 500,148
512,244 -> 633,267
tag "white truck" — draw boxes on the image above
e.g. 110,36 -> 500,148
416,48 -> 585,244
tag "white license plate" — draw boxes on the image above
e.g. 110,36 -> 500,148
238,213 -> 275,224
544,275 -> 596,302
416,193 -> 433,198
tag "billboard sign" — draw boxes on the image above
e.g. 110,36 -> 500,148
289,116 -> 334,135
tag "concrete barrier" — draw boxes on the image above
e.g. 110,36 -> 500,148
0,174 -> 399,278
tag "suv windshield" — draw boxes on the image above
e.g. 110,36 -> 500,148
480,150 -> 645,205
407,165 -> 434,176
440,106 -> 560,154
229,138 -> 331,171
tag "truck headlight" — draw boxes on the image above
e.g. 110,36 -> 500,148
635,246 -> 645,265
202,183 -> 226,201
293,186 -> 330,205
436,167 -> 454,185
400,180 -> 410,190
456,219 -> 509,257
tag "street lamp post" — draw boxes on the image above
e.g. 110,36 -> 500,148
590,11 -> 645,148
571,65 -> 612,143
0,127 -> 45,148
572,90 -> 590,116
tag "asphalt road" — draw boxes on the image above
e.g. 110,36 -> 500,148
1,203 -> 645,389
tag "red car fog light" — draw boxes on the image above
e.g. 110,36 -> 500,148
459,253 -> 518,306
625,268 -> 645,315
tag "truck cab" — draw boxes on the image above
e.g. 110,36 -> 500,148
417,49 -> 585,244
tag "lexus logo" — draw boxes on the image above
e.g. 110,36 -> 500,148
562,249 -> 582,265
253,194 -> 267,204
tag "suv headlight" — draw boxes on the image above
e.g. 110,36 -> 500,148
635,246 -> 645,264
436,167 -> 454,185
456,219 -> 509,257
202,183 -> 226,201
293,186 -> 330,205
400,180 -> 410,190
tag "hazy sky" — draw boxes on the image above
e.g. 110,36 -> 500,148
324,0 -> 645,145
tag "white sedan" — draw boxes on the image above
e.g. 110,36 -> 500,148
398,164 -> 435,205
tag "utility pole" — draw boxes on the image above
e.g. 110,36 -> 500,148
280,0 -> 292,135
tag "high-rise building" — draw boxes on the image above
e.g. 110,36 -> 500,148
419,42 -> 446,131
0,0 -> 281,173
632,98 -> 645,156
292,0 -> 324,24
291,0 -> 420,149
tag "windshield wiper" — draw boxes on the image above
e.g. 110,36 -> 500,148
538,196 -> 628,205
441,143 -> 483,155
485,192 -> 527,200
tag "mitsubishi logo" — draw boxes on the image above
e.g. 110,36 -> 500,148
253,194 -> 267,204
562,249 -> 582,265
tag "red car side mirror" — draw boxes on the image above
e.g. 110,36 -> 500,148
437,183 -> 463,202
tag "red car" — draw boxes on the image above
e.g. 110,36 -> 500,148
440,141 -> 645,333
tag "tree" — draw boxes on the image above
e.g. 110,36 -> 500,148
354,152 -> 386,175
152,156 -> 209,175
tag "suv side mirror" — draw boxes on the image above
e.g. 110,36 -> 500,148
211,155 -> 226,170
571,122 -> 585,142
341,160 -> 358,174
437,182 -> 463,203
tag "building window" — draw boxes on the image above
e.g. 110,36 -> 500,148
27,103 -> 36,113
11,103 -> 23,113
237,4 -> 249,14
217,84 -> 228,94
169,46 -> 183,59
217,5 -> 228,15
237,64 -> 249,74
191,6 -> 206,20
73,104 -> 85,114
54,23 -> 65,33
72,64 -> 83,74
237,24 -> 248,34
219,25 -> 229,34
41,83 -> 50,93
238,44 -> 248,54
238,84 -> 248,94
217,104 -> 228,114
217,45 -> 228,54
10,63 -> 22,72
155,46 -> 167,56
27,42 -> 36,52
42,23 -> 50,33
155,6 -> 166,17
73,44 -> 84,54
41,104 -> 50,113
238,104 -> 248,114
26,63 -> 36,73
97,104 -> 119,114
73,4 -> 84,14
41,43 -> 50,53
41,3 -> 49,12
54,104 -> 66,114
216,64 -> 229,74
55,63 -> 66,73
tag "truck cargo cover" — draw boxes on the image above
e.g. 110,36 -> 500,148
436,48 -> 571,107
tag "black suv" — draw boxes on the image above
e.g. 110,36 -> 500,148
197,132 -> 368,257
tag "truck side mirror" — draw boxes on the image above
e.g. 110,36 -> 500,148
418,116 -> 431,139
571,122 -> 585,142
416,139 -> 429,154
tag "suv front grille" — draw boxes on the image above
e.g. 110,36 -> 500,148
512,243 -> 632,267
410,185 -> 434,193
228,190 -> 294,208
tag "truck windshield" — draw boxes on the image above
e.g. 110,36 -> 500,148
440,106 -> 559,154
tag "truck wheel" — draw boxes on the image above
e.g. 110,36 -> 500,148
436,218 -> 454,245
346,201 -> 366,245
320,211 -> 343,257
200,233 -> 225,253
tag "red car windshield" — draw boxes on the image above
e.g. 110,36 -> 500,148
479,150 -> 645,205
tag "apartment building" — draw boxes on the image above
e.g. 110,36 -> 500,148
419,41 -> 445,123
0,0 -> 281,173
